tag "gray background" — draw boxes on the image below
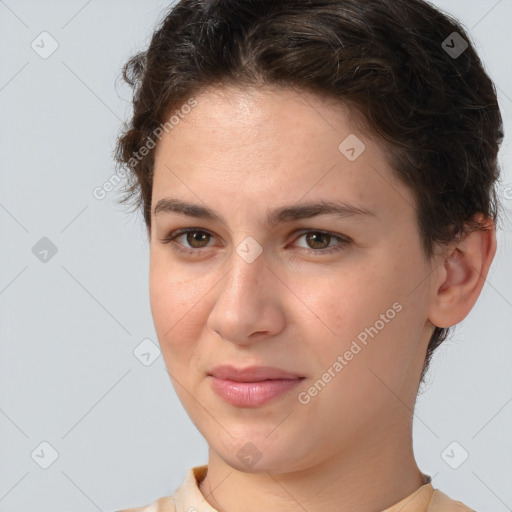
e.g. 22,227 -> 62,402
0,1 -> 511,511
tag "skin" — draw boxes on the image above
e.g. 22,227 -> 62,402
147,85 -> 496,512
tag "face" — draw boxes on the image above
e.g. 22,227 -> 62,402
149,85 -> 436,473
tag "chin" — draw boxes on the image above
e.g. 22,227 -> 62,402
210,435 -> 304,474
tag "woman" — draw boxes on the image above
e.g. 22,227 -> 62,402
115,0 -> 503,510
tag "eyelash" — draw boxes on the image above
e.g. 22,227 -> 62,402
160,228 -> 351,257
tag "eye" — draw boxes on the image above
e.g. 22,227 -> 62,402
162,229 -> 214,255
160,228 -> 351,256
293,230 -> 350,255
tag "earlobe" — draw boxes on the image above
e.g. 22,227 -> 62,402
428,218 -> 497,329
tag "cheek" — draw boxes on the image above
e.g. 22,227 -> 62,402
149,255 -> 206,356
294,261 -> 387,331
296,254 -> 424,368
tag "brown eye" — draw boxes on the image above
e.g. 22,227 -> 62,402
160,228 -> 215,255
185,230 -> 210,248
305,232 -> 332,250
293,230 -> 351,256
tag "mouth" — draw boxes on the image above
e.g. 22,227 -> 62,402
208,365 -> 305,407
208,364 -> 304,382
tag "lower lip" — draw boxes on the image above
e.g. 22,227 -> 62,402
209,376 -> 304,407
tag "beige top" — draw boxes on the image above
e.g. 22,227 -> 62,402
117,465 -> 475,512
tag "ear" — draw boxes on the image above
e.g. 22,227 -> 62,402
147,223 -> 151,241
428,215 -> 497,329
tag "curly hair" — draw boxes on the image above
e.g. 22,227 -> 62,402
114,0 -> 504,384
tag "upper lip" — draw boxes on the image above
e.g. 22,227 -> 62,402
209,365 -> 304,382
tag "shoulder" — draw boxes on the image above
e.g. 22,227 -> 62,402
428,489 -> 475,511
115,495 -> 176,512
116,464 -> 208,512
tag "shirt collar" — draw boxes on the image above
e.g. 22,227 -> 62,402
173,465 -> 434,512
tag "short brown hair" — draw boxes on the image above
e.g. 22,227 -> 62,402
114,0 -> 504,384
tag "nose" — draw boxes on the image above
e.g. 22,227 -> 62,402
206,247 -> 287,346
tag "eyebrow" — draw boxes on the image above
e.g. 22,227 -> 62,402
153,198 -> 376,226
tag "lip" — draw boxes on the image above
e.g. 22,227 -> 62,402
208,365 -> 305,407
209,364 -> 304,382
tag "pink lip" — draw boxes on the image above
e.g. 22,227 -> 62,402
208,365 -> 305,407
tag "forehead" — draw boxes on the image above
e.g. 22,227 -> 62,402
156,85 -> 363,160
152,85 -> 416,225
